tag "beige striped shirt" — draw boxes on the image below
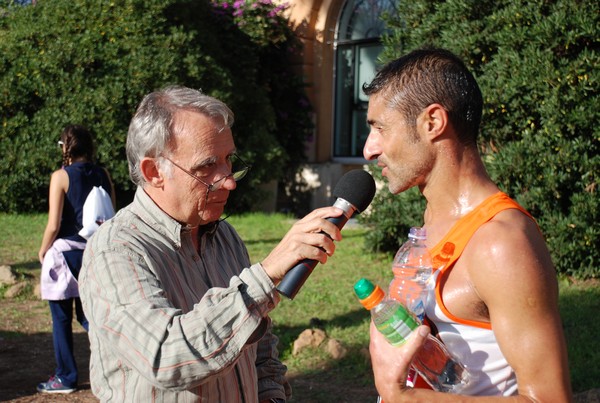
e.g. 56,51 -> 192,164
80,187 -> 290,402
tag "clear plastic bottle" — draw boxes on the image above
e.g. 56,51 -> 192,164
389,227 -> 433,320
354,278 -> 470,393
355,278 -> 419,345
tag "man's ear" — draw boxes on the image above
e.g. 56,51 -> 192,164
140,157 -> 164,187
420,103 -> 448,141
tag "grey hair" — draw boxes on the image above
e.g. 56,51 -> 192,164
126,85 -> 234,186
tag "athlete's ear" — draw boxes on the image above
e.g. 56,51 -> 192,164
140,157 -> 165,187
419,103 -> 448,141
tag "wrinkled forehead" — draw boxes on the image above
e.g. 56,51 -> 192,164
172,109 -> 228,135
169,110 -> 234,156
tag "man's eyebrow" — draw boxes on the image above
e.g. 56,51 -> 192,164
190,156 -> 217,171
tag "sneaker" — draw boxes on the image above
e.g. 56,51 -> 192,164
37,375 -> 76,394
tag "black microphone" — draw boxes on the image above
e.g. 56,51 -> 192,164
276,169 -> 377,299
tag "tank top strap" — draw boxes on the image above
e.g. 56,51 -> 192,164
429,192 -> 533,267
428,192 -> 535,329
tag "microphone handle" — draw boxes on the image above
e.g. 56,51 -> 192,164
276,204 -> 352,299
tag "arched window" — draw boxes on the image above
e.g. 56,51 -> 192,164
333,0 -> 397,160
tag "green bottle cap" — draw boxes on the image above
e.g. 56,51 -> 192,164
354,278 -> 375,300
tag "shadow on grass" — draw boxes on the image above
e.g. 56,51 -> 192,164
274,307 -> 369,352
7,260 -> 41,286
273,307 -> 377,402
559,283 -> 600,394
0,331 -> 91,401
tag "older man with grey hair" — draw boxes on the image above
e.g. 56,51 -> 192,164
80,86 -> 344,402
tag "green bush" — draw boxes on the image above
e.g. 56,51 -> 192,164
361,0 -> 599,279
360,168 -> 425,253
0,0 -> 312,213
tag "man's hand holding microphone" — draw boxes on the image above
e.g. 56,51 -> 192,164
261,170 -> 377,299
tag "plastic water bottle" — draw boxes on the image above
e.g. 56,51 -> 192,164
389,227 -> 433,320
354,278 -> 470,393
355,278 -> 419,345
388,227 -> 433,388
388,227 -> 433,387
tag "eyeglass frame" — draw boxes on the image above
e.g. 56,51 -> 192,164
162,153 -> 250,192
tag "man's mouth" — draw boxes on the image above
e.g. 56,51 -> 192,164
378,161 -> 388,176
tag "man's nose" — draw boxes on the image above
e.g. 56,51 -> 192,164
221,174 -> 237,191
363,133 -> 380,161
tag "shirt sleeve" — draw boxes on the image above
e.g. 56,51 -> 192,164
80,243 -> 280,391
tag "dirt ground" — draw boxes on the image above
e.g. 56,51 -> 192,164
1,299 -> 598,403
0,299 -> 94,402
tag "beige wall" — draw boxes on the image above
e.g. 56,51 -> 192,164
282,0 -> 345,163
277,0 -> 368,209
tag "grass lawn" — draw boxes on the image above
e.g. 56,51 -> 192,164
0,212 -> 598,398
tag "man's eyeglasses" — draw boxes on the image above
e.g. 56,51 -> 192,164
164,154 -> 250,192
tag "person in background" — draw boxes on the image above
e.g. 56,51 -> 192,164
79,86 -> 343,402
37,124 -> 115,394
362,48 -> 572,401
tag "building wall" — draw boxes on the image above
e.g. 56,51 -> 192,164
280,0 -> 366,209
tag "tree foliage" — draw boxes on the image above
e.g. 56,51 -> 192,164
360,0 -> 599,278
0,0 -> 312,213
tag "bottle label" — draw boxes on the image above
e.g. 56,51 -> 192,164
412,300 -> 425,321
376,305 -> 419,346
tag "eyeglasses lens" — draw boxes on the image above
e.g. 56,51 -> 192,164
210,156 -> 249,191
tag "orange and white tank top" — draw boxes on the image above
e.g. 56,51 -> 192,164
423,192 -> 534,396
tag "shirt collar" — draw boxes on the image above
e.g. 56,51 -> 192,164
133,187 -> 221,246
133,187 -> 185,245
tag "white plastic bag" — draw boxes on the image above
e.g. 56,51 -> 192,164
78,186 -> 115,240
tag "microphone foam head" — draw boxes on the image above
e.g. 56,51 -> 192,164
333,169 -> 376,213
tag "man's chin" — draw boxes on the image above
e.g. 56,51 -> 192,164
388,181 -> 408,195
200,208 -> 225,224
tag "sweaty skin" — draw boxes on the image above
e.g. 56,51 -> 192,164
364,93 -> 572,402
